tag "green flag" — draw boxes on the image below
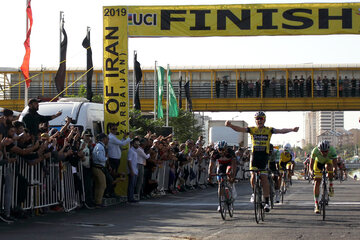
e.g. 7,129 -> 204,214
167,69 -> 179,117
157,66 -> 165,119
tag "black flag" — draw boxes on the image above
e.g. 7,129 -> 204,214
54,25 -> 67,95
134,52 -> 142,110
184,80 -> 193,112
178,76 -> 182,109
82,28 -> 93,101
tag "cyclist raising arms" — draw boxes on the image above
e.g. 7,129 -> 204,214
225,111 -> 299,212
310,140 -> 337,214
278,143 -> 295,186
208,140 -> 237,212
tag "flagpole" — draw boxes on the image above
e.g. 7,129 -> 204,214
185,76 -> 188,111
154,61 -> 157,120
24,0 -> 29,107
60,12 -> 64,62
166,64 -> 169,126
133,50 -> 136,109
179,71 -> 181,107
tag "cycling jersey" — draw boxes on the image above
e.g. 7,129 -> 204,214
311,146 -> 337,178
247,126 -> 275,171
279,150 -> 294,171
213,147 -> 235,179
279,150 -> 294,163
311,146 -> 337,165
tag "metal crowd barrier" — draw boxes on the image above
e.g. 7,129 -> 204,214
0,155 -> 86,214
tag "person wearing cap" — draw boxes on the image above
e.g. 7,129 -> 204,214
92,133 -> 109,207
22,98 -> 62,140
80,129 -> 95,208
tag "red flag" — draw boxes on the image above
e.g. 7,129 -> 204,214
20,0 -> 33,88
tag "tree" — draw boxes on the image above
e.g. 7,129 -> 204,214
129,109 -> 164,137
169,109 -> 203,143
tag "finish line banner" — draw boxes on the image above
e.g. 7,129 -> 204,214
104,3 -> 360,37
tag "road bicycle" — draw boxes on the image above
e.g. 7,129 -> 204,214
216,173 -> 234,220
247,169 -> 269,223
318,169 -> 329,221
268,170 -> 276,209
280,169 -> 290,204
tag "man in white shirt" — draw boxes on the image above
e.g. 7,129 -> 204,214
135,138 -> 150,199
128,138 -> 140,202
107,123 -> 131,177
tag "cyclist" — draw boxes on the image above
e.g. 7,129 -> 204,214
208,140 -> 236,212
225,111 -> 299,212
278,143 -> 295,187
337,156 -> 347,180
310,140 -> 337,214
303,154 -> 310,180
268,144 -> 281,203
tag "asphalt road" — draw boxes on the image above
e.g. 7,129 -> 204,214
1,176 -> 360,240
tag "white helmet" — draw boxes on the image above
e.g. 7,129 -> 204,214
284,143 -> 291,151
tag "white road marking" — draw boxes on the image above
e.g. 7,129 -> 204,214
140,201 -> 360,207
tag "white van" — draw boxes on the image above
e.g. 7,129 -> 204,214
19,98 -> 104,137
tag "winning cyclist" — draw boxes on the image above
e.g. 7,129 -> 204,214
310,140 -> 337,214
208,140 -> 236,212
225,111 -> 299,212
278,143 -> 295,187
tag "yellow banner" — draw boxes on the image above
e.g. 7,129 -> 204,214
103,3 -> 360,37
103,7 -> 129,196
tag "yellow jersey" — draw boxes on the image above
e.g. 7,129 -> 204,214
247,126 -> 274,154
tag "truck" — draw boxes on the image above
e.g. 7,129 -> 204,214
209,125 -> 246,147
19,98 -> 104,137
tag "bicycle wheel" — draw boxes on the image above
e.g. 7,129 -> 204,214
321,195 -> 326,221
281,178 -> 285,204
228,200 -> 234,218
226,183 -> 234,218
219,183 -> 227,220
254,185 -> 262,223
269,177 -> 275,209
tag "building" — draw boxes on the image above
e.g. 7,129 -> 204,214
304,111 -> 344,146
304,112 -> 317,146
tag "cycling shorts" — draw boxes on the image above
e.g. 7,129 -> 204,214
313,157 -> 333,179
217,162 -> 232,181
279,161 -> 293,172
268,161 -> 279,176
250,151 -> 268,174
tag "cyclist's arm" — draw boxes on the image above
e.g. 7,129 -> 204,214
273,127 -> 299,134
309,157 -> 314,174
225,121 -> 247,132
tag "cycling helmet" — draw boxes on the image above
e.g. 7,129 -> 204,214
318,140 -> 330,152
254,111 -> 266,119
215,140 -> 228,150
284,143 -> 291,152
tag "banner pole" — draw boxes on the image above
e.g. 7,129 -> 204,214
133,50 -> 136,109
154,61 -> 157,120
166,64 -> 169,127
24,0 -> 29,107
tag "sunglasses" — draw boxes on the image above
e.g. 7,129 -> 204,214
320,150 -> 329,154
255,117 -> 265,121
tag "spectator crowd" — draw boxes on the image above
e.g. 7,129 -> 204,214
214,75 -> 360,99
0,99 -> 251,223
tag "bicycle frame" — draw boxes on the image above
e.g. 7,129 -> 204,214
319,169 -> 329,221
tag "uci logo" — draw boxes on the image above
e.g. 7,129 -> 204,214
128,13 -> 157,26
